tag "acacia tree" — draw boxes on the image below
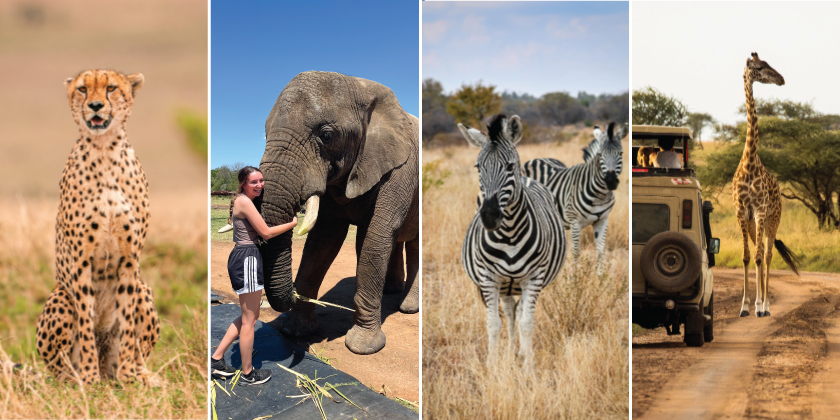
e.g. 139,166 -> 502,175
686,112 -> 715,149
446,82 -> 502,129
632,86 -> 687,127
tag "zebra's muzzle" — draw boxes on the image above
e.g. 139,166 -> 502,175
479,195 -> 503,231
605,171 -> 619,190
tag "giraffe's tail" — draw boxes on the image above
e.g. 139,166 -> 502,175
774,239 -> 801,276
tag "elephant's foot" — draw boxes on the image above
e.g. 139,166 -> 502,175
344,325 -> 386,355
383,278 -> 405,295
399,293 -> 419,314
276,309 -> 319,337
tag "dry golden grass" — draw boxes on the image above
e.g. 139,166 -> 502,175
422,133 -> 630,419
0,192 -> 207,419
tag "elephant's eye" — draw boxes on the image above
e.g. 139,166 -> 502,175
319,128 -> 334,143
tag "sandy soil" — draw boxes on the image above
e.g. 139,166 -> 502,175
633,268 -> 840,419
210,240 -> 419,403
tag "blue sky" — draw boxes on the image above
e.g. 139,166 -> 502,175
211,0 -> 419,169
423,2 -> 628,98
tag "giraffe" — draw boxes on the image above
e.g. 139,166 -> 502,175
733,52 -> 801,318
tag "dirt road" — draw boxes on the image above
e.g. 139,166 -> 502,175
211,240 -> 419,403
633,268 -> 840,419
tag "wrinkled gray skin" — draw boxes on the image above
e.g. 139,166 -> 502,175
257,71 -> 419,355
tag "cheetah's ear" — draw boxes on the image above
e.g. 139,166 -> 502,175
127,73 -> 144,97
64,77 -> 73,87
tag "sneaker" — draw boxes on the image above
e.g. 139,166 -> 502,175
211,357 -> 236,378
239,368 -> 272,386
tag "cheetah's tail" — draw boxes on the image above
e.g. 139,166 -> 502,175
774,239 -> 801,276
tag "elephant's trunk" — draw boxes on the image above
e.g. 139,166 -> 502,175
259,231 -> 295,312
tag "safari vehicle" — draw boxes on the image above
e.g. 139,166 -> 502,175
632,125 -> 720,347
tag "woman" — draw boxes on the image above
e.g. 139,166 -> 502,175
210,166 -> 297,385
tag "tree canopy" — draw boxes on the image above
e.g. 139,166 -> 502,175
446,82 -> 503,129
632,86 -> 687,127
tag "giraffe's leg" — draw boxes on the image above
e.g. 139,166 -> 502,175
517,279 -> 543,370
762,218 -> 780,317
500,295 -> 517,355
480,282 -> 502,365
593,217 -> 609,278
736,207 -> 752,317
754,213 -> 767,318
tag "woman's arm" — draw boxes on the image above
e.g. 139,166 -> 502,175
235,196 -> 298,240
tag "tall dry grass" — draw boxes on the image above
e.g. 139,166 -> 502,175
422,132 -> 630,419
0,193 -> 207,419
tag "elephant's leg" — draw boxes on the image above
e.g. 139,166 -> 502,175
277,217 -> 350,337
384,242 -> 405,294
399,237 -> 419,314
345,227 -> 394,355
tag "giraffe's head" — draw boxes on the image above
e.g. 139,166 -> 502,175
745,52 -> 785,86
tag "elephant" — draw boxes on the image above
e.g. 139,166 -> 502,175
256,71 -> 419,355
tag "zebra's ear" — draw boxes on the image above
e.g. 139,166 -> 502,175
458,123 -> 487,148
505,115 -> 523,145
593,125 -> 604,141
616,123 -> 629,142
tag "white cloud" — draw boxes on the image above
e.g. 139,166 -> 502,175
423,20 -> 449,45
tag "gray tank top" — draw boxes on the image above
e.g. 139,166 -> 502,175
232,197 -> 259,245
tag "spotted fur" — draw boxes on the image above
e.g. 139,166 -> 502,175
36,69 -> 159,385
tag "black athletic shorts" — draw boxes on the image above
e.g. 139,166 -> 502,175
227,244 -> 264,295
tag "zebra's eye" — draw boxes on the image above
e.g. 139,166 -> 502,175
506,163 -> 515,171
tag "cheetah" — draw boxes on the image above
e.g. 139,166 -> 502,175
36,69 -> 159,385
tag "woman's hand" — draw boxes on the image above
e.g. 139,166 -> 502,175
234,196 -> 299,240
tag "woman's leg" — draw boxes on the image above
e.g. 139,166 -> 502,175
211,315 -> 243,360
238,291 -> 262,374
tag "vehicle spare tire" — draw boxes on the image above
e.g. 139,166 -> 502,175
640,231 -> 702,292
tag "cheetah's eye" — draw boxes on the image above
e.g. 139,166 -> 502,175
78,87 -> 87,93
107,86 -> 116,92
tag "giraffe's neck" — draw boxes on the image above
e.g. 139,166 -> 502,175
742,70 -> 759,166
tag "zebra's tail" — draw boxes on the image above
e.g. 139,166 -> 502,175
774,239 -> 801,276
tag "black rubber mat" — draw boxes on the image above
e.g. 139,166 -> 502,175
211,304 -> 418,420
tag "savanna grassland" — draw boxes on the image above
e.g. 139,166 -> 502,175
422,129 -> 630,419
0,193 -> 208,419
693,143 -> 840,273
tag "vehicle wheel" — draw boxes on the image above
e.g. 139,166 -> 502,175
640,232 -> 702,292
704,293 -> 714,342
685,331 -> 704,347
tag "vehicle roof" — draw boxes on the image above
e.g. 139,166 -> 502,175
633,125 -> 694,138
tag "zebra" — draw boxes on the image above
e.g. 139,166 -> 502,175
522,122 -> 627,277
460,114 -> 567,367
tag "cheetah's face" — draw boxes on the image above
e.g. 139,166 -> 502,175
65,70 -> 144,135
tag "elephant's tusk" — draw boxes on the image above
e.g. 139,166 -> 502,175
218,224 -> 233,233
295,195 -> 320,236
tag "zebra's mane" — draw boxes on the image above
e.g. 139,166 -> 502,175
487,114 -> 508,142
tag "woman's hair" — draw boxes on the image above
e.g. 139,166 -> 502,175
236,166 -> 262,195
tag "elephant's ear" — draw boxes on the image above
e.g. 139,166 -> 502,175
346,80 -> 416,199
